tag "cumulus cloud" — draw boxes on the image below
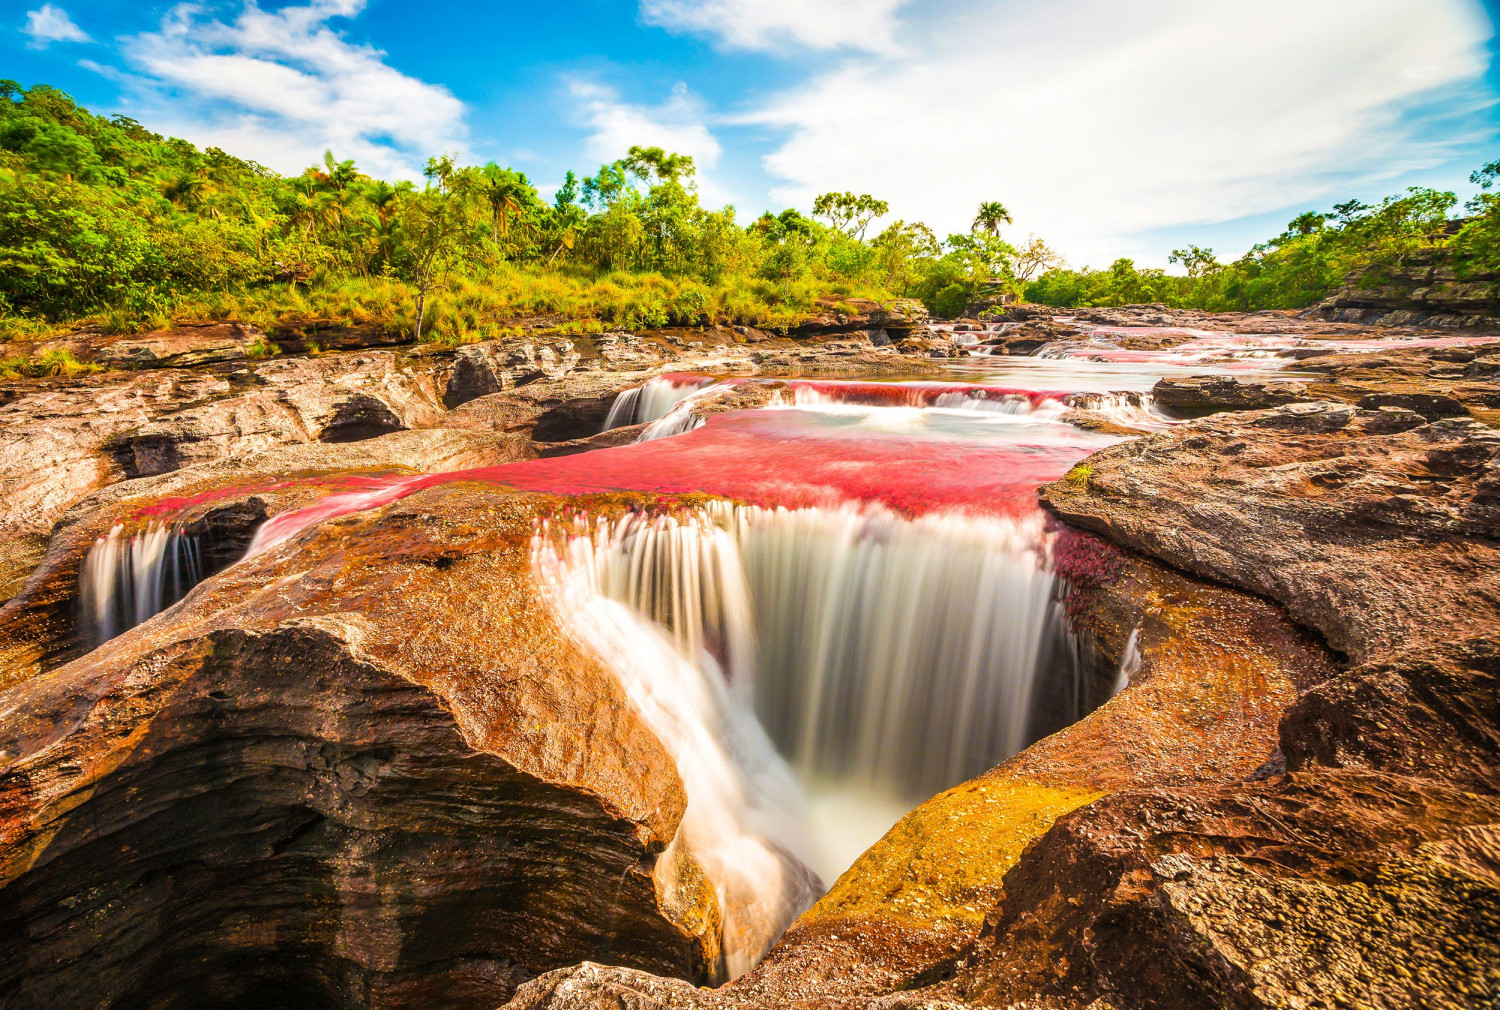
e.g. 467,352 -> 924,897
743,0 -> 1496,265
569,79 -> 743,207
105,0 -> 466,180
639,0 -> 908,54
571,80 -> 722,169
21,4 -> 92,49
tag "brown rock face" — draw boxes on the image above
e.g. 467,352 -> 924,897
0,427 -> 531,681
0,351 -> 445,548
0,487 -> 727,1009
933,637 -> 1500,1010
1039,402 -> 1500,664
1153,374 -> 1311,412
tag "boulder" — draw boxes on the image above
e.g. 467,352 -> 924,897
1152,375 -> 1310,412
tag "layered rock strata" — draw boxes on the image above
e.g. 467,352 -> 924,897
0,487 -> 732,1009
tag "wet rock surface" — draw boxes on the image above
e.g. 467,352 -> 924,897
1,306 -> 1496,1010
0,487 -> 727,1009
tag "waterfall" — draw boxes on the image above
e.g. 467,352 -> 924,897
534,523 -> 819,979
1065,391 -> 1173,429
1112,627 -> 1142,696
536,502 -> 1080,895
603,375 -> 718,431
79,523 -> 204,647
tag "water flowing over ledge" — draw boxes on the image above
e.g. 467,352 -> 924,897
532,501 -> 1085,937
79,523 -> 204,648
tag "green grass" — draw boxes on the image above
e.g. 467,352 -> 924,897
1063,463 -> 1094,486
0,349 -> 101,380
35,266 -> 896,347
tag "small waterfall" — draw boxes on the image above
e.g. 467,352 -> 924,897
1112,627 -> 1142,696
1066,391 -> 1173,429
79,523 -> 204,647
785,380 -> 1062,414
603,375 -> 718,431
538,502 -> 1081,892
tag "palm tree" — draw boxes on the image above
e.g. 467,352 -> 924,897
972,201 -> 1012,236
479,163 -> 530,240
320,150 -> 360,192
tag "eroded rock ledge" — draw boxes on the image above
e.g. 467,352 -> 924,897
0,489 -> 733,1009
501,400 -> 1500,1006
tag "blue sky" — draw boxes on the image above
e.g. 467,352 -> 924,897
10,0 -> 1500,267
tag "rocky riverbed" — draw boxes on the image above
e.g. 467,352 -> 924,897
0,302 -> 1495,1009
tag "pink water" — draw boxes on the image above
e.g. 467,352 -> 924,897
133,322 -> 1491,556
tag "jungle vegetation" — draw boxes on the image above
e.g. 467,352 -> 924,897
0,81 -> 1494,346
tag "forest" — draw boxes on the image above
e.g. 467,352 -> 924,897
1,80 -> 1496,348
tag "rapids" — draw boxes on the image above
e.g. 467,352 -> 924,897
77,319 -> 1500,974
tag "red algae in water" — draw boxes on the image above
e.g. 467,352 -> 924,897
245,408 -> 1104,556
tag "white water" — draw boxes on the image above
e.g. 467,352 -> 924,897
1112,627 -> 1142,696
603,375 -> 718,431
1065,391 -> 1175,430
79,523 -> 204,647
533,526 -> 819,979
534,502 -> 1076,894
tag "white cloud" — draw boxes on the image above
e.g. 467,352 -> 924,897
21,4 -> 92,48
640,0 -> 909,54
743,0 -> 1497,265
571,80 -> 722,169
569,79 -> 742,207
105,0 -> 466,180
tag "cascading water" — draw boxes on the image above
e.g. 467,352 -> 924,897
534,524 -> 819,980
79,523 -> 204,648
603,375 -> 718,431
534,501 -> 1080,890
1065,391 -> 1174,430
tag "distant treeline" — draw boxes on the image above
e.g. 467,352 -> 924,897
1024,174 -> 1500,312
0,81 -> 1494,342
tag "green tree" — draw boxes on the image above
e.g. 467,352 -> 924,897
395,155 -> 479,342
971,201 -> 1012,236
812,192 -> 888,240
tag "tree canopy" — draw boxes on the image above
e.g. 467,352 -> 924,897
0,81 -> 1493,340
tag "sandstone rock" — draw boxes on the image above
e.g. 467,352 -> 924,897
597,333 -> 668,371
1152,375 -> 1310,412
0,427 -> 532,680
0,486 -> 727,1008
1040,403 -> 1500,664
444,340 -> 582,408
0,352 -> 444,546
93,322 -> 265,369
920,637 -> 1500,1010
